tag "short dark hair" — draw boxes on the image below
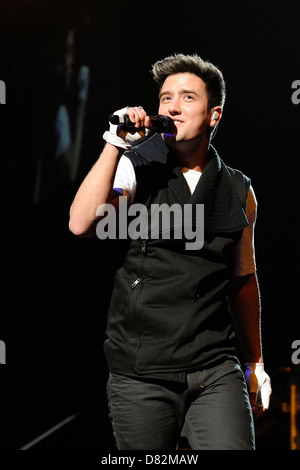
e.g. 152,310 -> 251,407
151,53 -> 226,110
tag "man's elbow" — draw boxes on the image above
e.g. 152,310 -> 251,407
68,214 -> 96,238
228,272 -> 257,297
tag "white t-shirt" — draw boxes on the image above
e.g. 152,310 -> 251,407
113,155 -> 257,276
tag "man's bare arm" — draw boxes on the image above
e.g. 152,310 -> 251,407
69,143 -> 123,237
228,272 -> 262,363
69,106 -> 150,237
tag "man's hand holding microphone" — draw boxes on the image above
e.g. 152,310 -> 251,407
103,106 -> 174,151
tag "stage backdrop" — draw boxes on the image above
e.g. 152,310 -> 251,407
1,0 -> 299,450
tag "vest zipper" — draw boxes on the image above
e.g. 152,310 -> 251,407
131,278 -> 141,289
130,276 -> 142,374
130,239 -> 149,374
141,238 -> 148,255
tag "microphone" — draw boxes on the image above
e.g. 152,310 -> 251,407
108,114 -> 175,133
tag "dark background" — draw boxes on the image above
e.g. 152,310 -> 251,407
0,0 -> 299,451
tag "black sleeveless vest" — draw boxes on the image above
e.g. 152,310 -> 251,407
104,134 -> 250,381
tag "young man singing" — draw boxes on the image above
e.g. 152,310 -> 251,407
69,54 -> 271,450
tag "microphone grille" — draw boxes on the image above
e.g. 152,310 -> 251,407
108,114 -> 121,124
158,115 -> 175,132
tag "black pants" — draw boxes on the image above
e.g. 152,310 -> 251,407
106,359 -> 255,450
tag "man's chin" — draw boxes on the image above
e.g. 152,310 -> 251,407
163,131 -> 177,141
163,133 -> 193,146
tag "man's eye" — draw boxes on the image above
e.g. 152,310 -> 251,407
161,96 -> 171,102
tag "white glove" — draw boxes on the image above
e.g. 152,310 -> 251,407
245,362 -> 272,409
103,107 -> 150,151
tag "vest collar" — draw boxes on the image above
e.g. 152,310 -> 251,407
131,134 -> 249,233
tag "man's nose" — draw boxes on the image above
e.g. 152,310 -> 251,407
168,97 -> 181,115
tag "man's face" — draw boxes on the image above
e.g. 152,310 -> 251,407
158,72 -> 211,145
